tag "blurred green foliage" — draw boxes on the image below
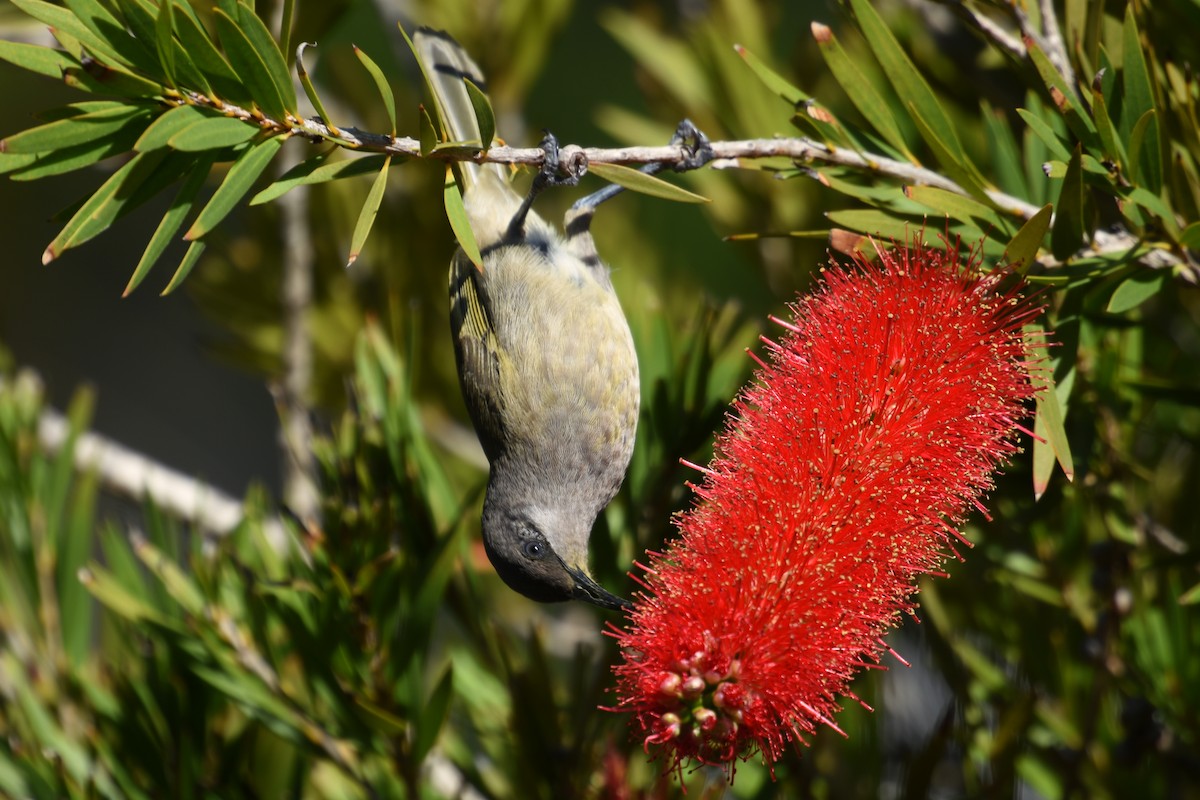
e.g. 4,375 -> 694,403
1,0 -> 1199,797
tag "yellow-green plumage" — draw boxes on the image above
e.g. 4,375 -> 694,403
418,29 -> 638,609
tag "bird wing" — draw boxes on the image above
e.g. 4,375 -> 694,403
448,248 -> 507,462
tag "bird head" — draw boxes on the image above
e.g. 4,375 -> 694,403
480,493 -> 629,611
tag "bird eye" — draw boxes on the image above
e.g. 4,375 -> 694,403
521,539 -> 548,560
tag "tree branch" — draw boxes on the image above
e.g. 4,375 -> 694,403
274,147 -> 319,524
1036,0 -> 1078,90
1006,0 -> 1078,90
272,0 -> 319,526
172,94 -> 1191,278
933,0 -> 1027,62
180,92 -> 1042,219
33,391 -> 285,543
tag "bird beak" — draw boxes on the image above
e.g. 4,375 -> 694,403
566,565 -> 631,611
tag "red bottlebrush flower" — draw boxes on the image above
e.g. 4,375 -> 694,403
608,238 -> 1043,776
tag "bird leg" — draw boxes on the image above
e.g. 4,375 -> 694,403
571,118 -> 714,213
506,131 -> 581,239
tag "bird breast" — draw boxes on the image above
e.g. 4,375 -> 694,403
485,239 -> 640,501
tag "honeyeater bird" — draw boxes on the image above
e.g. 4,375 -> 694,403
414,29 -> 709,610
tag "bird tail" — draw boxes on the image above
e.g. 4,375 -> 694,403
412,28 -> 507,194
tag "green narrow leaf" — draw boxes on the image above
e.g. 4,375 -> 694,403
167,116 -> 261,152
60,61 -> 165,98
587,162 -> 709,203
1090,82 -> 1124,164
849,0 -> 964,159
0,152 -> 38,175
1024,38 -> 1100,150
251,152 -> 388,205
154,0 -> 176,88
119,0 -> 210,96
444,172 -> 482,267
169,39 -> 212,98
1022,97 -> 1051,206
1,105 -> 154,153
353,45 -> 396,135
113,0 -> 157,50
125,153 -> 214,295
1120,6 -> 1155,140
1,657 -> 91,785
44,149 -> 170,263
60,467 -> 98,668
98,527 -> 149,602
811,23 -> 912,159
733,42 -> 807,105
133,537 -> 205,614
352,697 -> 408,737
825,209 -> 918,240
413,668 -> 454,764
0,40 -> 77,79
1180,221 -> 1200,249
136,104 -> 220,151
190,665 -> 306,736
807,169 -> 911,207
185,134 -> 285,239
1016,108 -> 1073,162
79,564 -> 170,625
903,185 -> 1006,232
160,239 -> 206,294
1107,268 -> 1167,313
788,101 -> 851,149
6,127 -> 142,181
981,102 -> 1029,198
418,104 -> 438,156
398,21 -> 445,135
463,77 -> 495,152
1050,145 -> 1084,260
296,42 -> 339,134
11,0 -> 127,72
279,0 -> 295,64
1124,185 -> 1173,221
173,6 -> 249,105
213,7 -> 288,121
62,0 -> 161,75
907,109 -> 992,203
235,1 -> 297,113
1127,109 -> 1162,193
1031,423 -> 1055,500
1032,363 -> 1074,499
346,155 -> 391,267
36,100 -> 130,120
1004,204 -> 1053,274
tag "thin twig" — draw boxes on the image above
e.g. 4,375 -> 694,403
1037,0 -> 1078,90
170,94 -> 1190,277
1007,0 -> 1078,93
274,146 -> 320,523
30,388 -> 285,542
178,91 -> 1040,218
271,0 -> 319,526
935,0 -> 1027,61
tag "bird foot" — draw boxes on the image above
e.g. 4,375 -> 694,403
533,131 -> 585,192
668,119 -> 715,173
